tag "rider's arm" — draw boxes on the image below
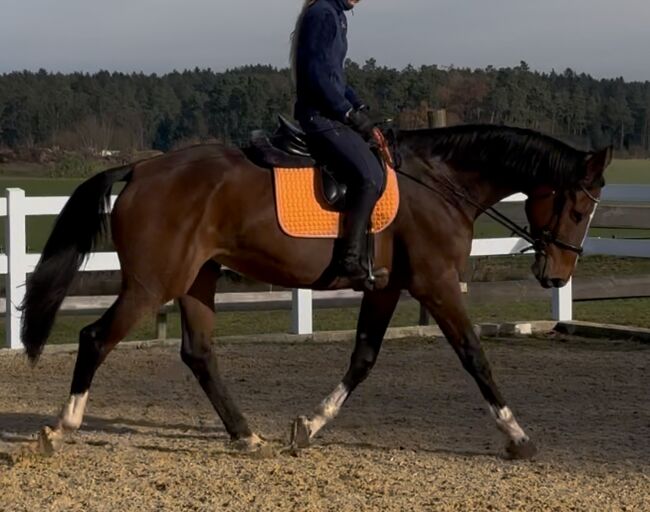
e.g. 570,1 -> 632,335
345,85 -> 365,111
303,10 -> 354,121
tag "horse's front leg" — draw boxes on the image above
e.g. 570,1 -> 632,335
411,272 -> 538,459
289,288 -> 401,450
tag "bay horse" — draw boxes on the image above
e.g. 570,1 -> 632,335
20,124 -> 611,459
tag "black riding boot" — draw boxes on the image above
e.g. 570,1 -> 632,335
339,186 -> 386,289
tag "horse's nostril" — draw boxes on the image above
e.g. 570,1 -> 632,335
552,278 -> 567,288
539,277 -> 553,289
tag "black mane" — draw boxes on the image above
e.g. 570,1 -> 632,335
401,124 -> 589,189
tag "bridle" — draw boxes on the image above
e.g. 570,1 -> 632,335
526,183 -> 600,256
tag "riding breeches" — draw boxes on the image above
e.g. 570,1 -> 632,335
300,115 -> 384,197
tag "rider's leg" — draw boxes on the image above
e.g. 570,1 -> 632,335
302,117 -> 385,286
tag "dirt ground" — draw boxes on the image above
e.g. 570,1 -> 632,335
0,335 -> 648,511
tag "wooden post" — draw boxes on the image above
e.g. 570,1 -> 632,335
427,110 -> 435,129
419,109 -> 448,325
418,305 -> 430,326
428,108 -> 447,129
156,310 -> 167,340
434,109 -> 447,128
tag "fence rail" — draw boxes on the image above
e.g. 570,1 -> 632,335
3,185 -> 650,349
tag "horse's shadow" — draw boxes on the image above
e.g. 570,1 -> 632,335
0,412 -> 221,443
318,440 -> 490,459
0,412 -> 502,461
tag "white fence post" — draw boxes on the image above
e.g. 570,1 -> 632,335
5,188 -> 27,349
291,288 -> 313,335
552,277 -> 573,321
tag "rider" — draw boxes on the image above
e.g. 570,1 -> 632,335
291,0 -> 386,288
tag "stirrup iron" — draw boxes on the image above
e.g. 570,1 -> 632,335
364,227 -> 377,290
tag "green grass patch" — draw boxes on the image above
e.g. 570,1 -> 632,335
467,255 -> 650,281
0,176 -> 83,196
3,297 -> 650,348
473,221 -> 650,240
606,159 -> 650,184
0,156 -> 111,179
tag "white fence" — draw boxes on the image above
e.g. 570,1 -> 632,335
2,185 -> 650,349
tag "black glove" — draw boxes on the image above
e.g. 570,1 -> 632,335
345,108 -> 375,141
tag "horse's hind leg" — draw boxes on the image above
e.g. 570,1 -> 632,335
40,285 -> 156,452
290,288 -> 401,449
178,262 -> 261,451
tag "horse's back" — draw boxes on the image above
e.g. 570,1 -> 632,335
130,143 -> 251,181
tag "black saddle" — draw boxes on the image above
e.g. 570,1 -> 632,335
244,115 -> 348,210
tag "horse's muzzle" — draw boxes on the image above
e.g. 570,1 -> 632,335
532,255 -> 568,289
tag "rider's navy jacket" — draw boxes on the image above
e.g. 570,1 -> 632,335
294,0 -> 364,124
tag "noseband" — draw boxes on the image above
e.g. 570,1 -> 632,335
528,183 -> 600,256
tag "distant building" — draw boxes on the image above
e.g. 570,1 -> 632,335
100,149 -> 121,158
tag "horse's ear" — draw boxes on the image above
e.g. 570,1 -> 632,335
584,145 -> 613,178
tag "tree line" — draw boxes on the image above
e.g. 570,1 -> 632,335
1,60 -> 649,155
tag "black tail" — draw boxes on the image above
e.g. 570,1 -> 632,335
21,165 -> 132,362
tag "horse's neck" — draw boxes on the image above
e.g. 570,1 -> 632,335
452,169 -> 520,217
407,154 -> 520,220
400,133 -> 523,218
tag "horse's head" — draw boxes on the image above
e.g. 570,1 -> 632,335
525,146 -> 612,288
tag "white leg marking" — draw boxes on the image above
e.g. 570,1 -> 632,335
306,383 -> 349,438
58,392 -> 89,431
233,432 -> 264,452
490,405 -> 529,445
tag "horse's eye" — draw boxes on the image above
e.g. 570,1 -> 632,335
570,210 -> 584,223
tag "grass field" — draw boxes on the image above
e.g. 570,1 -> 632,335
606,158 -> 650,183
2,297 -> 650,346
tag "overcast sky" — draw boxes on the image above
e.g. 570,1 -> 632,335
1,0 -> 649,81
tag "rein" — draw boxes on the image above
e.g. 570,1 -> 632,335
375,124 -> 599,256
375,125 -> 538,246
393,169 -> 536,246
393,167 -> 599,256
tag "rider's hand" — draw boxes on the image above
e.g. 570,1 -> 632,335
345,108 -> 375,141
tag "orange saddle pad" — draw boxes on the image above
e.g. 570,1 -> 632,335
273,165 -> 400,238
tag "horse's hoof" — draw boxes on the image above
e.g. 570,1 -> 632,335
37,426 -> 65,455
231,433 -> 264,453
289,416 -> 312,451
506,438 -> 538,460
